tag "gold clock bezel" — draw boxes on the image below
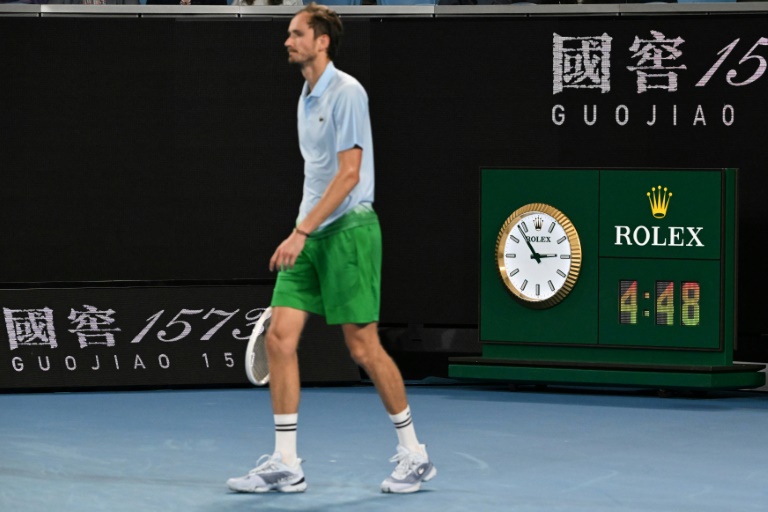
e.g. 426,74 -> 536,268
495,202 -> 582,309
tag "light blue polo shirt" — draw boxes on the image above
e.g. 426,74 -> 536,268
297,61 -> 375,231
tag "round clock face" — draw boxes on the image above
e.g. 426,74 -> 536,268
496,203 -> 582,309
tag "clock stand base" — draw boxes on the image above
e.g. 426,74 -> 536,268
448,357 -> 766,391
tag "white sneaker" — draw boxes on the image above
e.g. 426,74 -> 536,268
381,444 -> 437,493
226,452 -> 307,493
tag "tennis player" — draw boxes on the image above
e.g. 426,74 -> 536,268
226,2 -> 436,494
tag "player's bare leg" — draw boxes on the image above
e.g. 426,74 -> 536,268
342,322 -> 406,414
226,306 -> 309,493
342,322 -> 437,493
266,306 -> 308,415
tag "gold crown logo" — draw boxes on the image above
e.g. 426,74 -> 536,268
647,185 -> 672,219
533,216 -> 544,231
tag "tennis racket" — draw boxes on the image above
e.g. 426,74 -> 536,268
245,306 -> 272,386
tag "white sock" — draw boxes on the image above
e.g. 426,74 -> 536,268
389,406 -> 424,454
274,413 -> 298,466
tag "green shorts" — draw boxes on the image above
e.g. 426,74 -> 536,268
271,208 -> 382,325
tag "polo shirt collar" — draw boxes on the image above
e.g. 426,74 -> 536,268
303,61 -> 337,99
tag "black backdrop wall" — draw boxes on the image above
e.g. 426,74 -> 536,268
2,11 -> 768,389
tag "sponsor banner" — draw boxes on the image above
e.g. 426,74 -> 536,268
551,26 -> 765,128
0,285 -> 359,390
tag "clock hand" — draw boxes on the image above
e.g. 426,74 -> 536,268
536,254 -> 558,258
518,225 -> 541,264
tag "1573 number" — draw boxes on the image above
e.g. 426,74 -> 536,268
130,308 -> 267,344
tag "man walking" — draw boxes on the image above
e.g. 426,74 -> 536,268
226,3 -> 436,494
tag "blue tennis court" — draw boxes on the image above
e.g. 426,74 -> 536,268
2,383 -> 767,512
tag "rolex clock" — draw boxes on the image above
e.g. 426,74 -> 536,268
453,168 -> 765,392
496,202 -> 582,309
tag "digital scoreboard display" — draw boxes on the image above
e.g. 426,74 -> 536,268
619,280 -> 701,327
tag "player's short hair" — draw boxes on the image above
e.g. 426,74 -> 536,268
300,2 -> 344,60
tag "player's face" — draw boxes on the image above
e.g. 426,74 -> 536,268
285,13 -> 325,66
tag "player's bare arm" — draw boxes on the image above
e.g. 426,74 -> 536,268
269,147 -> 362,272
